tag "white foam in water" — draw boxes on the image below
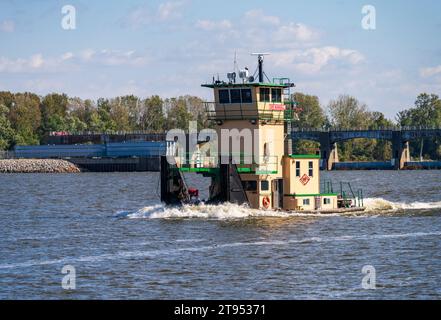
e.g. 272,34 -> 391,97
127,202 -> 294,220
124,198 -> 441,220
364,198 -> 441,212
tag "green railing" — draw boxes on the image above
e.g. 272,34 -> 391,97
321,180 -> 364,208
321,179 -> 335,194
339,181 -> 364,208
174,153 -> 279,174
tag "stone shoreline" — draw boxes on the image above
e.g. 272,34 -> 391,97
0,159 -> 81,173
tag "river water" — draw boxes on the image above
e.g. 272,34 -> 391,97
0,170 -> 440,299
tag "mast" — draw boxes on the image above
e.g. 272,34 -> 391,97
251,53 -> 270,83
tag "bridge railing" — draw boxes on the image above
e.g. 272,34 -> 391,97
292,126 -> 441,132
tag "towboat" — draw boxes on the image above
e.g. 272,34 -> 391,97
160,54 -> 366,214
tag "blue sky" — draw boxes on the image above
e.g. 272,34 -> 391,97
0,0 -> 440,119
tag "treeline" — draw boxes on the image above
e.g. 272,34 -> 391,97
1,90 -> 440,160
0,92 -> 209,150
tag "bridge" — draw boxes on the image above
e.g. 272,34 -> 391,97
291,127 -> 441,170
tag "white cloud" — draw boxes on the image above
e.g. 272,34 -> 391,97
420,65 -> 441,78
122,1 -> 186,28
273,46 -> 365,75
195,9 -> 319,51
244,9 -> 280,26
122,6 -> 151,28
29,54 -> 44,68
0,54 -> 45,73
274,22 -> 318,43
157,1 -> 185,21
195,19 -> 232,31
61,52 -> 74,61
79,49 -> 95,61
0,20 -> 14,33
94,49 -> 149,66
0,49 -> 150,73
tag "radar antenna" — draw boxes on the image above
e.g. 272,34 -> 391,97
251,53 -> 270,83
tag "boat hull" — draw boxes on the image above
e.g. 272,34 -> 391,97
285,207 -> 366,214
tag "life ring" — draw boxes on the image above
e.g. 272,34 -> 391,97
262,196 -> 271,209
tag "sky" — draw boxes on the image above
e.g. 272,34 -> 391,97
0,0 -> 440,119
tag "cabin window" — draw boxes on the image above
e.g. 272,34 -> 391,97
230,89 -> 241,103
241,89 -> 252,103
308,161 -> 314,177
219,89 -> 230,104
303,199 -> 310,206
260,88 -> 270,102
271,88 -> 282,102
323,198 -> 331,205
242,180 -> 257,192
261,180 -> 269,191
295,161 -> 300,177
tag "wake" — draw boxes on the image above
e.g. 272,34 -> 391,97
117,198 -> 441,220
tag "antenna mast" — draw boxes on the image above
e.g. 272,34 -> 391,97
251,52 -> 270,82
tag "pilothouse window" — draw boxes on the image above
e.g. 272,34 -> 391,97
241,89 -> 252,103
260,88 -> 270,102
230,89 -> 241,103
271,88 -> 282,102
219,90 -> 230,104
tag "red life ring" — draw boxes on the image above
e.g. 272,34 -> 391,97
262,196 -> 271,209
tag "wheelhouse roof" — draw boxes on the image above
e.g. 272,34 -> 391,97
201,82 -> 291,89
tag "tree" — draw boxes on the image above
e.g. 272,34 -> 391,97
327,95 -> 371,128
291,93 -> 327,154
397,93 -> 441,159
7,93 -> 41,145
165,97 -> 193,131
0,104 -> 14,150
109,96 -> 132,131
141,95 -> 165,132
326,95 -> 393,161
96,98 -> 116,132
40,93 -> 69,133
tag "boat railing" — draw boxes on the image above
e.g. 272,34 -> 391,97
339,181 -> 364,208
174,152 -> 278,174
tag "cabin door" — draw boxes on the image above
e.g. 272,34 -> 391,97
314,196 -> 321,210
272,179 -> 283,209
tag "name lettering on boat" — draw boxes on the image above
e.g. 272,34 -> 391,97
268,103 -> 286,111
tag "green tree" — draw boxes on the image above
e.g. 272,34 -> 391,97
327,95 -> 385,161
327,95 -> 371,128
141,95 -> 166,132
97,98 -> 116,132
165,97 -> 193,131
0,104 -> 15,150
109,96 -> 132,131
40,93 -> 69,133
291,93 -> 327,154
397,93 -> 441,159
8,93 -> 41,145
